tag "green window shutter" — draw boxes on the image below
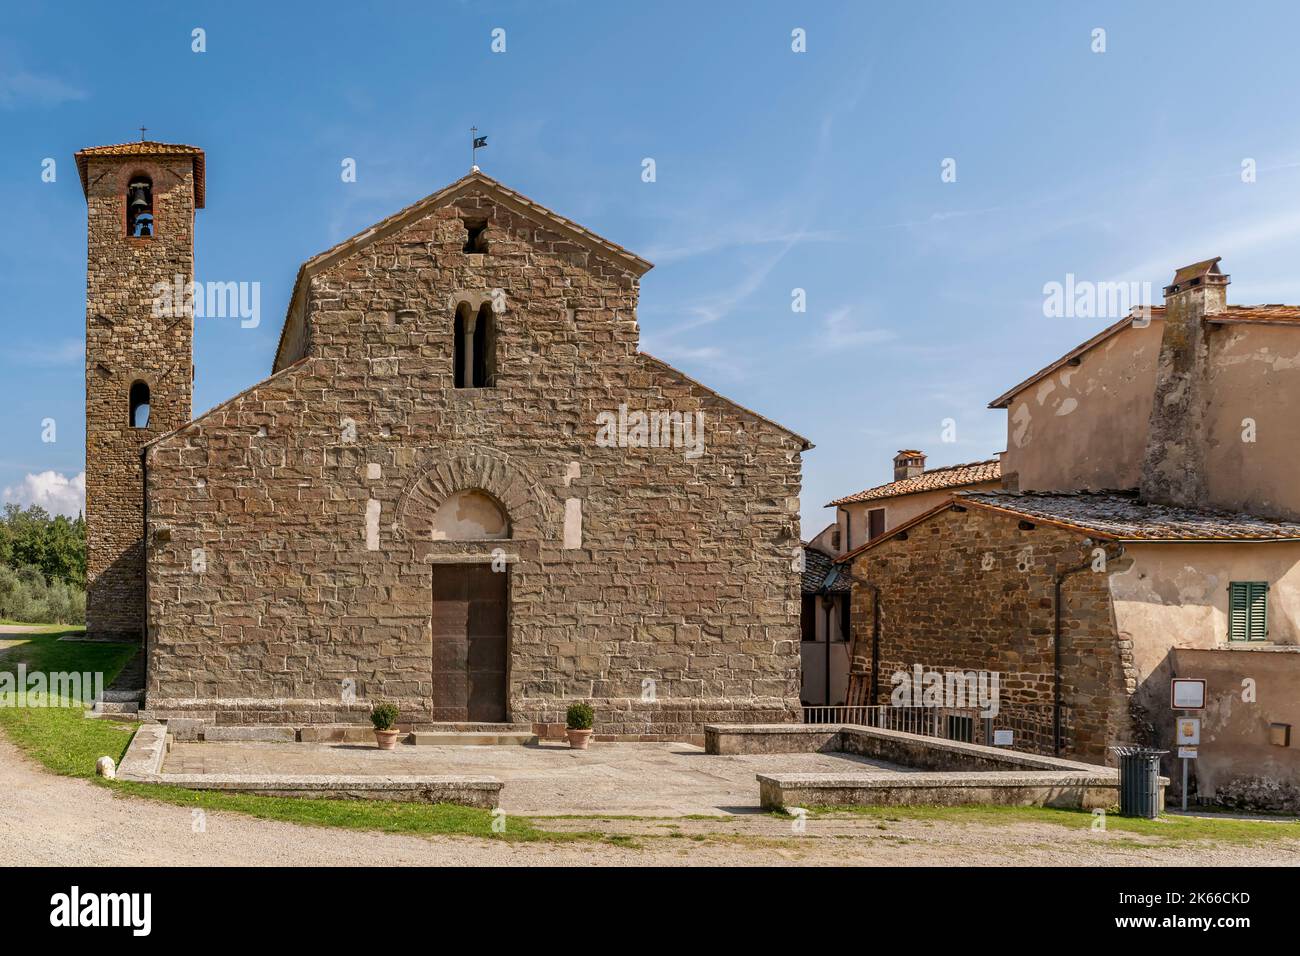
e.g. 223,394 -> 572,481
1228,582 -> 1249,641
1228,581 -> 1269,641
1248,581 -> 1269,641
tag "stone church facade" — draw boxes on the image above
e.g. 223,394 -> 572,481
79,140 -> 808,737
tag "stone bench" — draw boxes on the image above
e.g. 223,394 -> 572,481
148,773 -> 502,808
706,722 -> 1166,811
757,770 -> 1130,811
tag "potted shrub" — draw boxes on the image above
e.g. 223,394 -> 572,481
370,701 -> 401,750
565,702 -> 594,750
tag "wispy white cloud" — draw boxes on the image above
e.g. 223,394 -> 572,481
0,67 -> 86,109
644,343 -> 746,380
820,306 -> 895,350
642,227 -> 843,265
0,337 -> 83,367
3,471 -> 85,518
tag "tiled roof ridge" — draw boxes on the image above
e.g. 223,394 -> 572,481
840,487 -> 1300,562
826,457 -> 1001,507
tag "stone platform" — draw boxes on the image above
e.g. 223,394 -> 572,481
156,738 -> 907,815
116,725 -> 502,808
706,723 -> 1156,811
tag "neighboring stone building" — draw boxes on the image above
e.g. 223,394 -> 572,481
826,450 -> 1001,555
841,258 -> 1300,807
80,140 -> 811,738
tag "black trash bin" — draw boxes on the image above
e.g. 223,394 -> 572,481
1111,745 -> 1166,818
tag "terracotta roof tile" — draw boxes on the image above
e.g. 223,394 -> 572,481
961,490 -> 1300,542
1202,304 -> 1300,324
75,141 -> 206,208
827,459 -> 1001,507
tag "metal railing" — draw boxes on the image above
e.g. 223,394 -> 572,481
801,704 -> 1072,755
802,705 -> 981,739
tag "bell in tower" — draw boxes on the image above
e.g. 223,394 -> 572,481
127,178 -> 153,237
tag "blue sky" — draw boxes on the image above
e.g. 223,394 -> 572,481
5,1 -> 1300,534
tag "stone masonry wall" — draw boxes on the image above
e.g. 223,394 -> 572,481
144,185 -> 804,736
848,505 -> 1136,762
85,156 -> 196,640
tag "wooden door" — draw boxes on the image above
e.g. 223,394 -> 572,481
431,564 -> 508,722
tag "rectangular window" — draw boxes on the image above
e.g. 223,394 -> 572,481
1228,581 -> 1269,642
868,508 -> 886,541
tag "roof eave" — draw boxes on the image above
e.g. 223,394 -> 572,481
988,310 -> 1153,409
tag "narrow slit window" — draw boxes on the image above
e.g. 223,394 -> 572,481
127,176 -> 154,237
453,303 -> 472,387
463,219 -> 488,254
129,380 -> 151,428
453,302 -> 496,388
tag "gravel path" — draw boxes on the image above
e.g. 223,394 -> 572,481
3,730 -> 1299,866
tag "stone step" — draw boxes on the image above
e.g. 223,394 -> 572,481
421,722 -> 536,734
102,689 -> 144,704
201,726 -> 296,742
296,722 -> 535,744
86,710 -> 140,723
96,701 -> 139,714
409,731 -> 538,747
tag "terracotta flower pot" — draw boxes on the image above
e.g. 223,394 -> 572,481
374,729 -> 401,750
566,728 -> 593,750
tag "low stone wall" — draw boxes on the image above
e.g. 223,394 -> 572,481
705,724 -> 841,755
705,723 -> 1107,773
758,772 -> 1123,811
116,726 -> 502,808
144,698 -> 792,743
837,726 -> 1107,774
707,723 -> 1158,811
152,774 -> 502,808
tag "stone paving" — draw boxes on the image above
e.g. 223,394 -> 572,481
163,740 -> 910,816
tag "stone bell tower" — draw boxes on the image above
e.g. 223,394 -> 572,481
76,141 -> 204,640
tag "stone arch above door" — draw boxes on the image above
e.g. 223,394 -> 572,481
395,444 -> 556,545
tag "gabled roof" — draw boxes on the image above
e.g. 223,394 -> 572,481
827,458 -> 1000,507
1166,256 -> 1224,293
989,303 -> 1300,409
988,311 -> 1156,409
959,490 -> 1300,542
801,546 -> 851,595
272,170 -> 652,371
840,489 -> 1300,562
639,352 -> 812,449
75,141 -> 206,208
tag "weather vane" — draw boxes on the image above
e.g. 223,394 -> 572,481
471,127 -> 487,171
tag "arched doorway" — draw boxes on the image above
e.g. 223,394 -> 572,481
429,491 -> 510,722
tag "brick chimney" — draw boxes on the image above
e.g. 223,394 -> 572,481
1139,257 -> 1229,507
894,449 -> 926,481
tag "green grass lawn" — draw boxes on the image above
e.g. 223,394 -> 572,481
0,626 -> 139,774
0,626 -> 585,843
